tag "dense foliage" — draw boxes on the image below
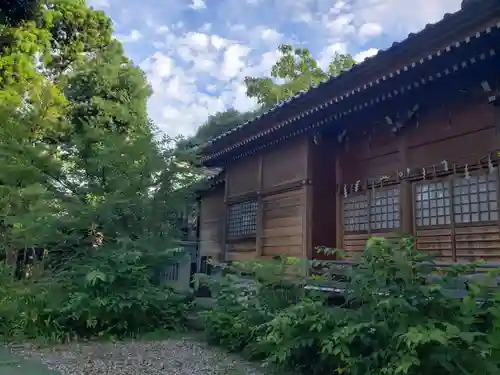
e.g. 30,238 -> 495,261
197,238 -> 500,375
0,0 -> 196,342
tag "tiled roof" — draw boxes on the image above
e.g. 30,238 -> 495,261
201,0 -> 492,153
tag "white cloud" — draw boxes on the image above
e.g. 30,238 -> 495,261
259,28 -> 283,43
358,22 -> 383,40
87,0 -> 110,8
206,84 -> 217,93
220,44 -> 251,81
156,26 -> 170,34
348,0 -> 462,37
211,35 -> 228,50
354,48 -> 379,62
189,0 -> 206,10
112,0 -> 465,138
200,23 -> 212,32
115,29 -> 142,43
140,28 -> 271,137
183,32 -> 210,50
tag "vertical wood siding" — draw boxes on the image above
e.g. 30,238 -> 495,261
262,189 -> 305,257
199,188 -> 225,259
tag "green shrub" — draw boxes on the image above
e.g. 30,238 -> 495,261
199,238 -> 500,375
316,237 -> 500,375
0,267 -> 68,342
0,245 -> 192,343
195,258 -> 308,356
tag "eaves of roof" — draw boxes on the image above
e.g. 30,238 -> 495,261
200,0 -> 500,162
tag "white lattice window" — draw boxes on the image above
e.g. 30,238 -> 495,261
343,186 -> 401,232
414,170 -> 499,227
343,194 -> 369,232
453,171 -> 498,224
415,180 -> 452,227
370,186 -> 401,230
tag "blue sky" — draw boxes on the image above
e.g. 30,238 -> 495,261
86,0 -> 464,137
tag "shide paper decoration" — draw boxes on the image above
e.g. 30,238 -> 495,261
339,152 -> 500,197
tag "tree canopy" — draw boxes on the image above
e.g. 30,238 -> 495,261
0,0 -> 196,276
245,44 -> 355,108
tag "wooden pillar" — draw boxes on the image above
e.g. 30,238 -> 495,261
302,139 -> 313,261
255,154 -> 264,257
398,132 -> 413,235
493,102 -> 500,244
195,197 -> 202,272
335,152 -> 343,250
222,174 -> 229,262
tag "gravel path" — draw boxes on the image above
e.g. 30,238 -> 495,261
7,336 -> 268,375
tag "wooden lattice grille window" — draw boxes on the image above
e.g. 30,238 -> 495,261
370,187 -> 400,230
343,186 -> 400,232
414,169 -> 499,227
415,181 -> 452,227
453,172 -> 498,223
343,195 -> 369,232
227,200 -> 258,238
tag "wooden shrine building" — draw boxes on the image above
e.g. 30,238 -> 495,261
197,0 -> 500,264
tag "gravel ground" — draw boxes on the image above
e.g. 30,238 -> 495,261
7,336 -> 268,375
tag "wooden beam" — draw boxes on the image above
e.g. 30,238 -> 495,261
335,152 -> 343,250
302,139 -> 313,262
255,153 -> 264,257
398,131 -> 413,235
222,173 -> 229,262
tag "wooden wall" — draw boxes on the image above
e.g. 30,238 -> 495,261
262,138 -> 308,190
406,99 -> 500,263
199,186 -> 225,260
222,137 -> 312,261
226,157 -> 259,198
262,189 -> 305,258
335,97 -> 500,262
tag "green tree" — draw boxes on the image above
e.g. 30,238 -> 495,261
179,107 -> 267,149
0,0 -> 112,134
244,44 -> 355,107
0,0 -> 197,341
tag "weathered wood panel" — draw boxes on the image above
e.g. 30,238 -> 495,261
226,157 -> 259,197
455,226 -> 500,262
416,226 -> 500,263
415,228 -> 453,262
343,232 -> 400,258
262,188 -> 304,258
227,241 -> 256,260
342,133 -> 400,183
343,233 -> 369,254
408,101 -> 496,167
199,188 -> 225,258
262,138 -> 307,190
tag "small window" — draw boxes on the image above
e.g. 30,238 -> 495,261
370,187 -> 400,230
343,194 -> 369,232
227,200 -> 258,238
453,171 -> 498,224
